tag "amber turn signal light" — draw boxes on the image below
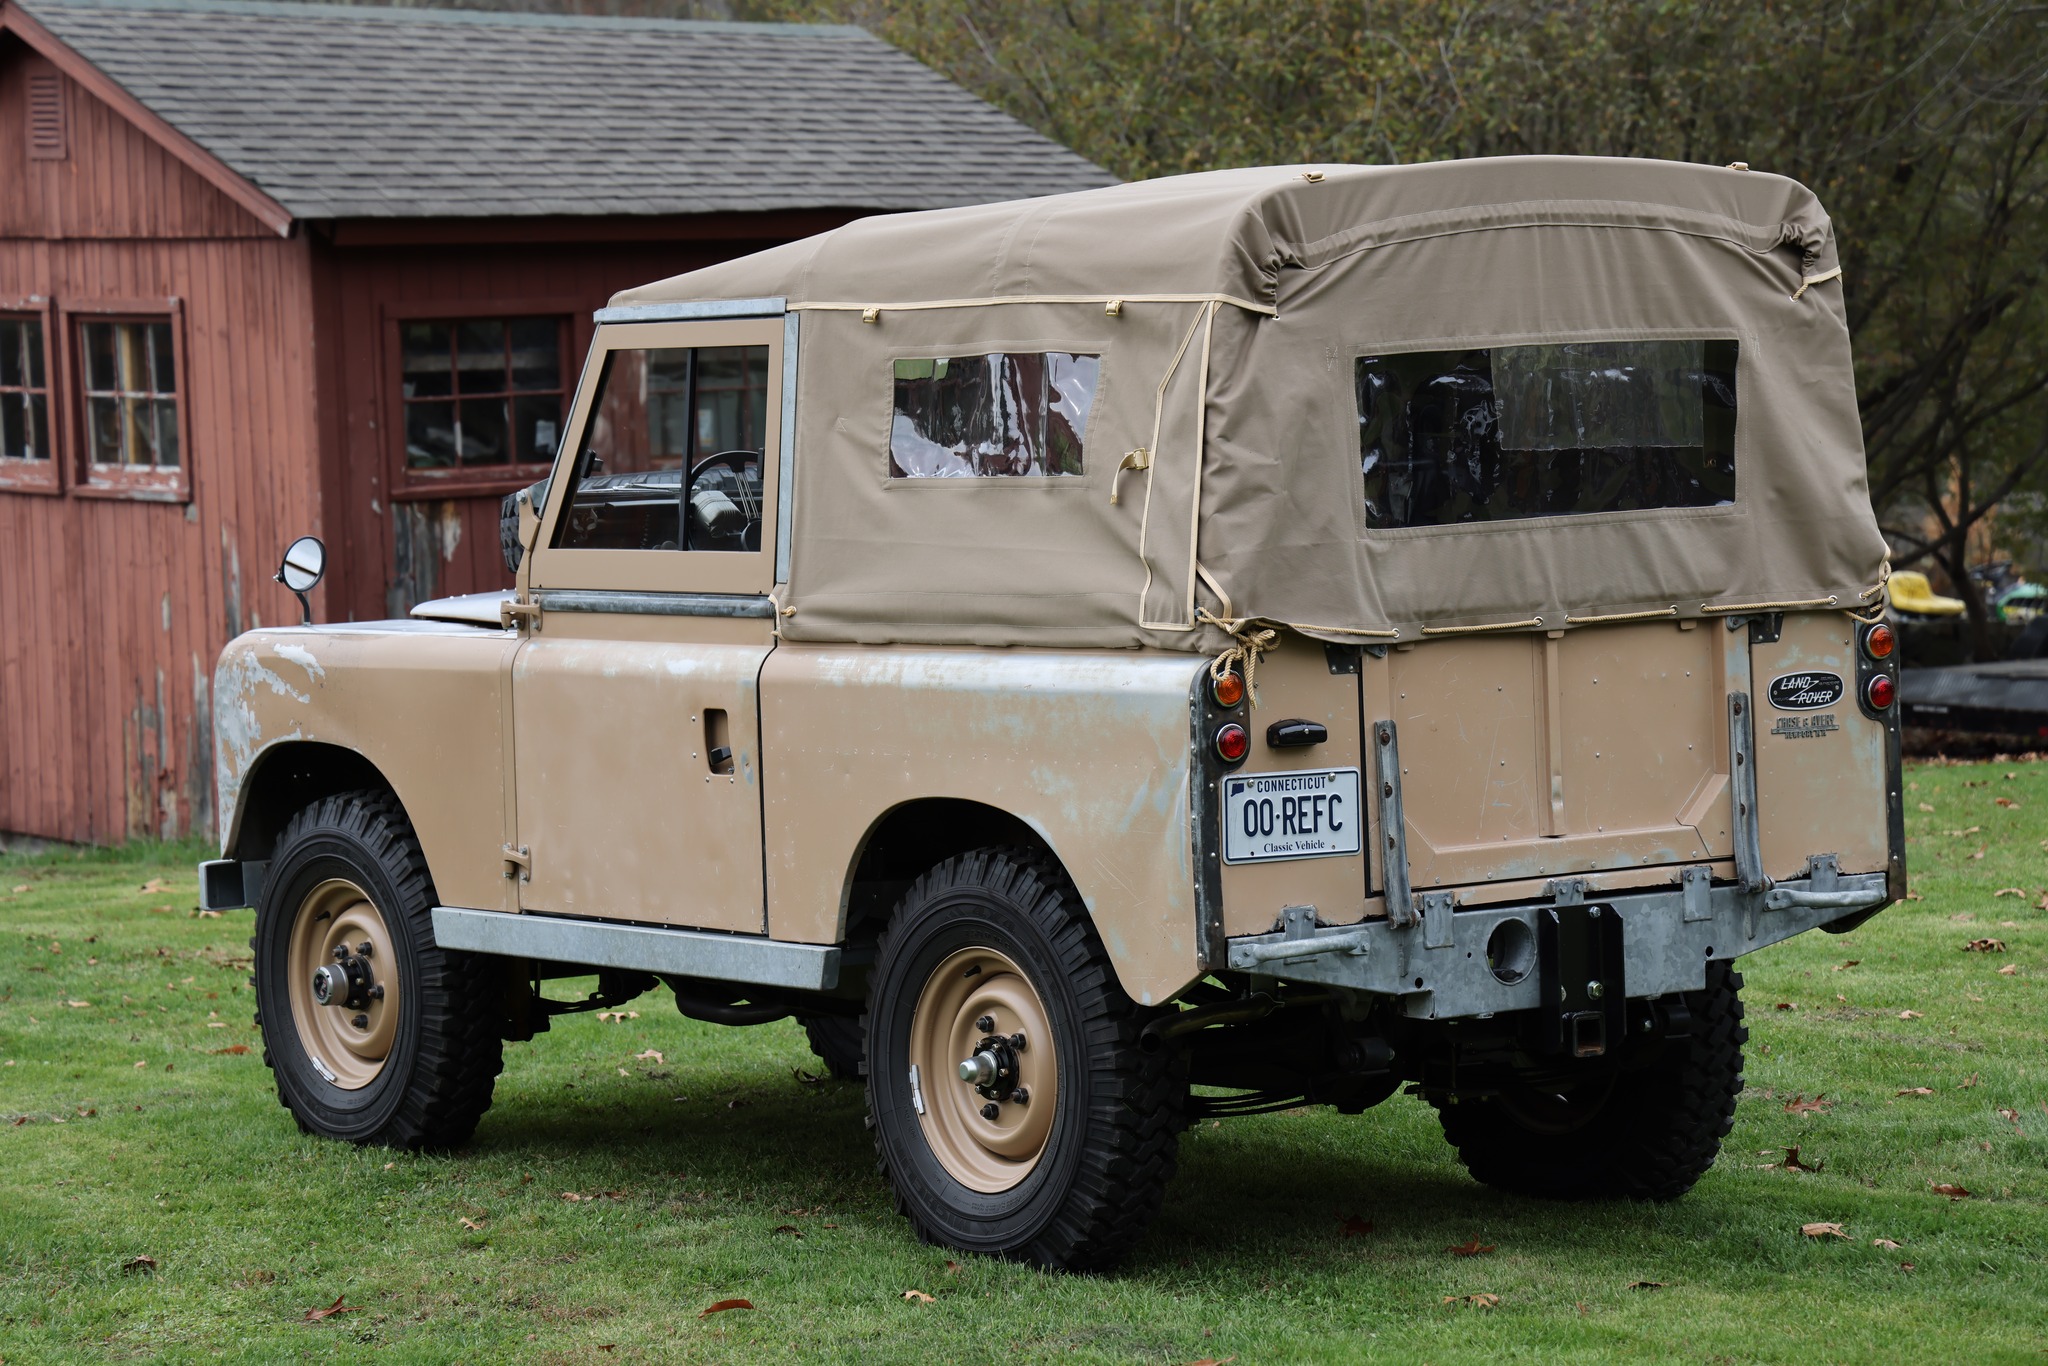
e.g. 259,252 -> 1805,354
1210,669 -> 1246,708
1866,674 -> 1896,710
1862,622 -> 1896,660
1214,723 -> 1250,764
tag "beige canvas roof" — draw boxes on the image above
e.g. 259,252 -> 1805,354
614,157 -> 1887,653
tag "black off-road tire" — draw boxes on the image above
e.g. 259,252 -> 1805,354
865,848 -> 1183,1270
1436,962 -> 1747,1200
252,790 -> 503,1148
799,1014 -> 865,1081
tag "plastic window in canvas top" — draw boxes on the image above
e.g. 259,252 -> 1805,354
890,352 -> 1099,478
1357,339 -> 1739,530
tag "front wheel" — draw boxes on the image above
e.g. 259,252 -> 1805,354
252,790 -> 503,1148
865,849 -> 1182,1270
1436,962 -> 1748,1200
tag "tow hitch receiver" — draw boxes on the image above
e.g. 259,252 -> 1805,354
1537,904 -> 1626,1057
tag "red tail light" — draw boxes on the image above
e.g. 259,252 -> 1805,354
1866,674 -> 1896,710
1862,622 -> 1896,660
1214,723 -> 1249,764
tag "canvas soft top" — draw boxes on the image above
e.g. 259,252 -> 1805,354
612,157 -> 1887,653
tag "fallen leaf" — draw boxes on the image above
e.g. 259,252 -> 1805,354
195,909 -> 221,919
1784,1094 -> 1833,1115
1906,891 -> 1924,901
902,1289 -> 934,1304
206,1021 -> 228,1029
771,1225 -> 802,1237
1831,960 -> 1861,971
1996,797 -> 2019,808
64,1000 -> 90,1009
943,1260 -> 964,1275
1998,965 -> 2018,976
1993,886 -> 2024,896
140,878 -> 169,893
792,1067 -> 828,1085
1837,993 -> 1848,1004
210,1044 -> 251,1055
1873,1238 -> 1902,1251
699,1298 -> 754,1317
1627,1280 -> 1665,1290
385,1162 -> 396,1171
1340,1215 -> 1374,1238
1999,1108 -> 2022,1124
1899,1010 -> 1923,1020
1930,1183 -> 1970,1199
1782,1146 -> 1824,1173
1897,1086 -> 1935,1096
1442,1293 -> 1500,1308
634,1049 -> 665,1063
1963,939 -> 2007,953
1917,802 -> 1935,812
1957,1072 -> 1979,1089
1971,848 -> 1987,859
1447,1239 -> 1496,1257
133,1060 -> 147,1069
1774,1001 -> 1797,1011
1900,1262 -> 1916,1272
302,1294 -> 358,1323
617,1068 -> 629,1077
10,884 -> 26,894
121,1255 -> 157,1274
1801,1223 -> 1850,1240
459,1217 -> 485,1232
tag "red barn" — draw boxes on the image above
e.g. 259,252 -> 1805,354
0,0 -> 1109,845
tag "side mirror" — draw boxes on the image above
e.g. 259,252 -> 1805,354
502,478 -> 548,574
275,535 -> 325,626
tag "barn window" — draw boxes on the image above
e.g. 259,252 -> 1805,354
0,316 -> 51,462
889,352 -> 1097,478
79,319 -> 180,472
400,317 -> 567,473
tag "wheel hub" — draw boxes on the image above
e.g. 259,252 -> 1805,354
907,946 -> 1058,1193
285,878 -> 400,1090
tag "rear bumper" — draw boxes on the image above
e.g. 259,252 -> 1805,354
1223,867 -> 1890,1021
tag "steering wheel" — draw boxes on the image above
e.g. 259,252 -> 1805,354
686,450 -> 764,551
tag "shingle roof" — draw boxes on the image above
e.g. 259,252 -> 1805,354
16,0 -> 1115,220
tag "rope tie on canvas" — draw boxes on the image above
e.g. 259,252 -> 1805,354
1791,266 -> 1842,301
1109,448 -> 1152,505
1196,609 -> 1279,706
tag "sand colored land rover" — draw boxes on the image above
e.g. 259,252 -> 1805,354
203,158 -> 1902,1270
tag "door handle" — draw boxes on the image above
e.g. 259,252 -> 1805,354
1266,719 -> 1328,748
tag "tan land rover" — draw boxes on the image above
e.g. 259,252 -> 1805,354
202,157 -> 1903,1270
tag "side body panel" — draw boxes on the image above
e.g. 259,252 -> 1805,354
759,645 -> 1205,1006
215,624 -> 515,911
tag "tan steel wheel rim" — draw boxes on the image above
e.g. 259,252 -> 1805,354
907,946 -> 1058,1194
286,878 -> 399,1090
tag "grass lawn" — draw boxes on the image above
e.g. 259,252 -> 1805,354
2,759 -> 2044,1363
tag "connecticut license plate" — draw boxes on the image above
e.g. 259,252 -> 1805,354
1221,767 -> 1364,864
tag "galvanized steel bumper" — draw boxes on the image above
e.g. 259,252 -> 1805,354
1223,866 -> 1890,1021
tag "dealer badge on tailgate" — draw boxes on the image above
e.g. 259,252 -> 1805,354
1222,767 -> 1364,864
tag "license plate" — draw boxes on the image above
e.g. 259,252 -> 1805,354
1222,767 -> 1364,864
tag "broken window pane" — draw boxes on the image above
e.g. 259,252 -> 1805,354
1357,340 -> 1737,530
78,319 -> 179,471
889,352 -> 1098,478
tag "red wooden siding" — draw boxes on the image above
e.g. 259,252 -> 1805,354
0,42 -> 319,844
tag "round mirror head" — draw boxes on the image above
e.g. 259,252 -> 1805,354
279,536 -> 326,594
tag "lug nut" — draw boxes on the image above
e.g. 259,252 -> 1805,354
370,984 -> 385,1001
975,1014 -> 995,1034
1009,1032 -> 1027,1052
1011,1087 -> 1029,1104
351,1013 -> 370,1029
357,941 -> 373,958
332,945 -> 349,961
980,1103 -> 1000,1121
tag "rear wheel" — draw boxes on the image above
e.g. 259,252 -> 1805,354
798,1013 -> 865,1081
253,791 -> 502,1148
1436,963 -> 1747,1200
865,849 -> 1182,1269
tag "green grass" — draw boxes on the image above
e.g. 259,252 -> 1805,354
2,762 -> 2044,1364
